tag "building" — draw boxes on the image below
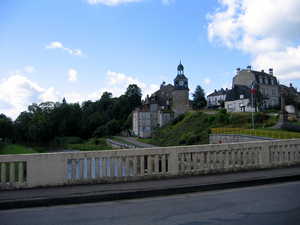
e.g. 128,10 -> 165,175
232,66 -> 280,110
207,88 -> 230,108
132,62 -> 189,138
225,85 -> 268,112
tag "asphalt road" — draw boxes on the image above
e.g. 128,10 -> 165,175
1,181 -> 300,225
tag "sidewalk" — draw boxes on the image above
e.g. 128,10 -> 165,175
1,167 -> 300,210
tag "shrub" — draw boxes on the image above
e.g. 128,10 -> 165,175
218,108 -> 227,115
94,139 -> 100,145
178,138 -> 186,145
187,134 -> 197,145
281,124 -> 300,132
259,114 -> 270,123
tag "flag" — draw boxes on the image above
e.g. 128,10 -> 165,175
251,81 -> 255,94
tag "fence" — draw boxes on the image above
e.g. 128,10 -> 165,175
106,139 -> 141,149
1,139 -> 300,190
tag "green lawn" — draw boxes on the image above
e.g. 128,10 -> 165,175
137,138 -> 151,144
0,142 -> 39,155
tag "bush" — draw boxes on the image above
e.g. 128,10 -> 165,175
187,134 -> 197,145
178,138 -> 186,145
281,124 -> 300,132
94,139 -> 100,145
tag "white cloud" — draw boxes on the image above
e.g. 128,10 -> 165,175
207,0 -> 300,81
67,69 -> 78,82
86,0 -> 143,6
161,0 -> 175,5
204,77 -> 211,85
143,84 -> 159,99
0,72 -> 60,120
64,91 -> 85,103
45,42 -> 83,57
24,66 -> 36,73
106,70 -> 146,88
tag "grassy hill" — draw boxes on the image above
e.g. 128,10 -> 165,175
149,110 -> 279,147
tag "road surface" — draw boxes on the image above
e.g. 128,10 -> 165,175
1,181 -> 299,225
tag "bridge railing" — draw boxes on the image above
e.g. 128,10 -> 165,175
1,139 -> 300,190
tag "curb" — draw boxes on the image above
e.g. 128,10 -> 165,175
1,174 -> 300,210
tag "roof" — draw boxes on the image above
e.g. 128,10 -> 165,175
207,88 -> 230,97
225,85 -> 251,101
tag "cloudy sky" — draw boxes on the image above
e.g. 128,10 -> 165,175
1,0 -> 300,120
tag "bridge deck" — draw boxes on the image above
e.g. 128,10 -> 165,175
1,166 -> 300,210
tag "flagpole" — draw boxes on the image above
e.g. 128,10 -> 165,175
251,81 -> 254,130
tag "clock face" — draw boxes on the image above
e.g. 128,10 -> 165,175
179,81 -> 184,86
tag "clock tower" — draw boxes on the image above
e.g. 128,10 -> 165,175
172,62 -> 189,117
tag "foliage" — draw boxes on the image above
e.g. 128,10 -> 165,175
178,138 -> 186,145
66,138 -> 112,151
5,84 -> 143,143
281,123 -> 300,132
247,83 -> 263,112
0,114 -> 14,141
106,119 -> 120,137
192,85 -> 207,108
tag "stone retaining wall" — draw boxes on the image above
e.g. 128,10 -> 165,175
210,134 -> 276,144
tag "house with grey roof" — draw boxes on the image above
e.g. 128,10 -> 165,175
232,66 -> 280,110
207,88 -> 230,107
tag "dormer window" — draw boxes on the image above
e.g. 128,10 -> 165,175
271,79 -> 274,85
240,95 -> 244,99
264,78 -> 268,84
259,77 -> 263,83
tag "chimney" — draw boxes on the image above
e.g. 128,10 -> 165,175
290,83 -> 293,88
261,70 -> 264,73
236,68 -> 240,74
247,66 -> 251,72
269,68 -> 273,76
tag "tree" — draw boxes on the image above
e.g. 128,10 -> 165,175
0,114 -> 14,141
106,119 -> 120,137
125,84 -> 142,110
247,83 -> 264,112
192,85 -> 207,108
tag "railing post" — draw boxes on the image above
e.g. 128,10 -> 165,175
168,149 -> 179,175
259,142 -> 270,167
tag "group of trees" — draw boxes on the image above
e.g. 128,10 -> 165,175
1,84 -> 142,143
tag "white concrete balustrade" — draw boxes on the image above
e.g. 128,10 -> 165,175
1,139 -> 300,190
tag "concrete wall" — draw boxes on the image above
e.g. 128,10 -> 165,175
1,138 -> 300,190
210,134 -> 276,144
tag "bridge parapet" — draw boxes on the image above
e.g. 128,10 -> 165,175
1,139 -> 300,190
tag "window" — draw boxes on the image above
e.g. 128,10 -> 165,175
272,99 -> 276,107
215,97 -> 217,101
161,91 -> 164,95
142,112 -> 146,118
240,95 -> 244,99
259,77 -> 263,83
239,103 -> 244,107
265,78 -> 268,84
142,120 -> 146,125
260,88 -> 263,94
271,79 -> 274,85
151,120 -> 154,126
228,104 -> 232,109
166,92 -> 169,97
272,89 -> 276,95
266,89 -> 269,96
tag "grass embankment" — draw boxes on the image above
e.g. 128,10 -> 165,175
66,137 -> 113,151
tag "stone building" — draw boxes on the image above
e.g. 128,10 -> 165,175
207,88 -> 230,108
232,66 -> 280,110
132,62 -> 189,138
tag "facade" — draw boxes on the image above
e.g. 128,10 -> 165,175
225,85 -> 253,112
232,66 -> 280,110
132,63 -> 189,137
207,88 -> 229,107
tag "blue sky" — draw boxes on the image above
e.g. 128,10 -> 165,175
1,0 -> 300,120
